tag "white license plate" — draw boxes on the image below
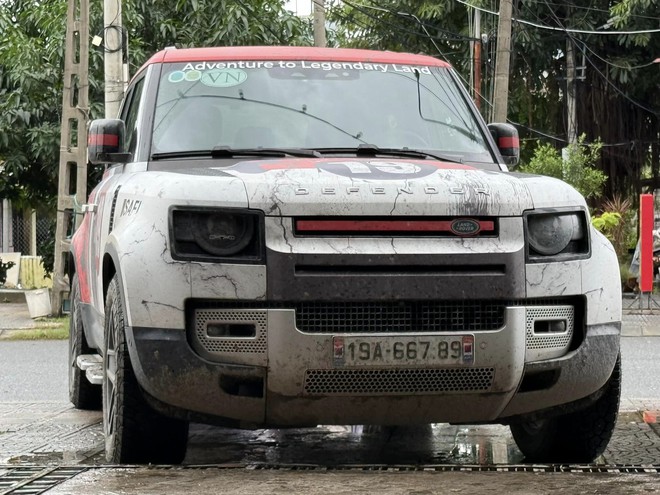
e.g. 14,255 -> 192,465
333,335 -> 475,367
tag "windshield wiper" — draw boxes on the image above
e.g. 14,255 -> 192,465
311,144 -> 463,164
151,147 -> 322,160
211,146 -> 322,158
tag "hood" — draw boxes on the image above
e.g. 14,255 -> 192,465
218,158 -> 534,216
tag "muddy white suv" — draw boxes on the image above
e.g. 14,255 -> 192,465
68,46 -> 621,464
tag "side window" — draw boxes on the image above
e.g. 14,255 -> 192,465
121,77 -> 145,157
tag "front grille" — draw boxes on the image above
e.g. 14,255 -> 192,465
296,301 -> 505,333
304,368 -> 495,395
188,297 -> 583,335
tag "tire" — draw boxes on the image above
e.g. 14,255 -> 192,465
69,273 -> 102,410
103,275 -> 189,464
510,354 -> 621,463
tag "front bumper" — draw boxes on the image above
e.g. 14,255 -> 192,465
127,301 -> 620,428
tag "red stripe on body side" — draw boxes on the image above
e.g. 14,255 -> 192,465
498,136 -> 519,148
88,134 -> 119,147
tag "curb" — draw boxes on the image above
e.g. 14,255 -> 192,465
643,411 -> 659,424
0,289 -> 27,304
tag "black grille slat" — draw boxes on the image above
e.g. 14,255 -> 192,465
304,368 -> 495,395
296,301 -> 504,333
108,186 -> 121,234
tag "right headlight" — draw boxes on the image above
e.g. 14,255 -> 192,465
170,207 -> 264,262
526,211 -> 589,259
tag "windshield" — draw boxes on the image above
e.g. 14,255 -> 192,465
151,60 -> 494,164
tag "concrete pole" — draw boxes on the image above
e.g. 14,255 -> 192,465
566,39 -> 577,145
473,9 -> 482,112
30,210 -> 37,256
492,0 -> 513,123
313,0 -> 326,48
1,200 -> 10,252
104,0 -> 125,118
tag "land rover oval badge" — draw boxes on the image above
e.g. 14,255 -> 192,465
451,218 -> 481,236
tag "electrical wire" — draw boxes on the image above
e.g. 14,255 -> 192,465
538,0 -> 659,116
579,42 -> 660,71
452,0 -> 660,35
523,0 -> 660,23
339,0 -> 495,110
332,1 -> 653,147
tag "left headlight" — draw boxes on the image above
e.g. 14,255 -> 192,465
526,211 -> 589,259
170,208 -> 264,262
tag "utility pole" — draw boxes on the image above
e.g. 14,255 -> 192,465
104,0 -> 126,118
313,0 -> 326,48
565,38 -> 577,145
51,0 -> 90,315
492,0 -> 513,123
472,9 -> 482,112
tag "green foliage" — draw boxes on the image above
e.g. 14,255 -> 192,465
0,257 -> 16,286
592,194 -> 637,263
0,0 -> 312,210
0,0 -> 67,207
520,135 -> 607,199
123,0 -> 312,74
592,211 -> 622,236
1,317 -> 69,340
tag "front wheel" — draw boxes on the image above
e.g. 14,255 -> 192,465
103,275 -> 189,464
69,273 -> 101,410
510,354 -> 621,463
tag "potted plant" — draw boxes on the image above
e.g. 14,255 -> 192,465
0,257 -> 16,287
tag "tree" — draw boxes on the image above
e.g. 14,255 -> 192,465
0,0 -> 68,208
0,0 -> 312,210
328,0 -> 659,199
519,135 -> 607,200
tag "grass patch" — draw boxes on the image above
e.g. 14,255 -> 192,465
2,317 -> 69,340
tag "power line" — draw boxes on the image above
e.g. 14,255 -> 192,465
579,42 -> 660,71
332,1 -> 656,147
533,1 -> 659,117
452,0 -> 660,35
523,0 -> 660,23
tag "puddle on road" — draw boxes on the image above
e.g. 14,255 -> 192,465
2,407 -> 658,467
184,423 -> 525,465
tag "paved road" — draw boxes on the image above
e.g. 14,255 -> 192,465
1,337 -> 658,403
0,341 -> 68,402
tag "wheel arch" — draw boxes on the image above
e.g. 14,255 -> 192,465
101,244 -> 137,364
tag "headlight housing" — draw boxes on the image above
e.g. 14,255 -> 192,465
170,208 -> 264,262
526,210 -> 589,260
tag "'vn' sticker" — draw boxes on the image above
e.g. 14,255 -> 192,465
201,69 -> 247,87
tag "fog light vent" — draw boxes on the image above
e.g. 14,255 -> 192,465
525,306 -> 574,362
192,309 -> 267,365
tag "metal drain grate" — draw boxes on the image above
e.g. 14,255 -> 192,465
239,463 -> 660,473
0,466 -> 87,495
151,463 -> 660,473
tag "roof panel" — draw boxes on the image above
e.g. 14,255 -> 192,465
144,46 -> 451,68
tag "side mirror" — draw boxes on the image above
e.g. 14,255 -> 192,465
488,123 -> 519,168
88,119 -> 131,165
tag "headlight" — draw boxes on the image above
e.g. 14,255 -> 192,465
192,212 -> 254,256
171,208 -> 263,262
526,212 -> 588,258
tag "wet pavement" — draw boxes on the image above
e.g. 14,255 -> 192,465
0,400 -> 660,493
1,295 -> 660,492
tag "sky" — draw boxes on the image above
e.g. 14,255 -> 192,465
285,0 -> 312,16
